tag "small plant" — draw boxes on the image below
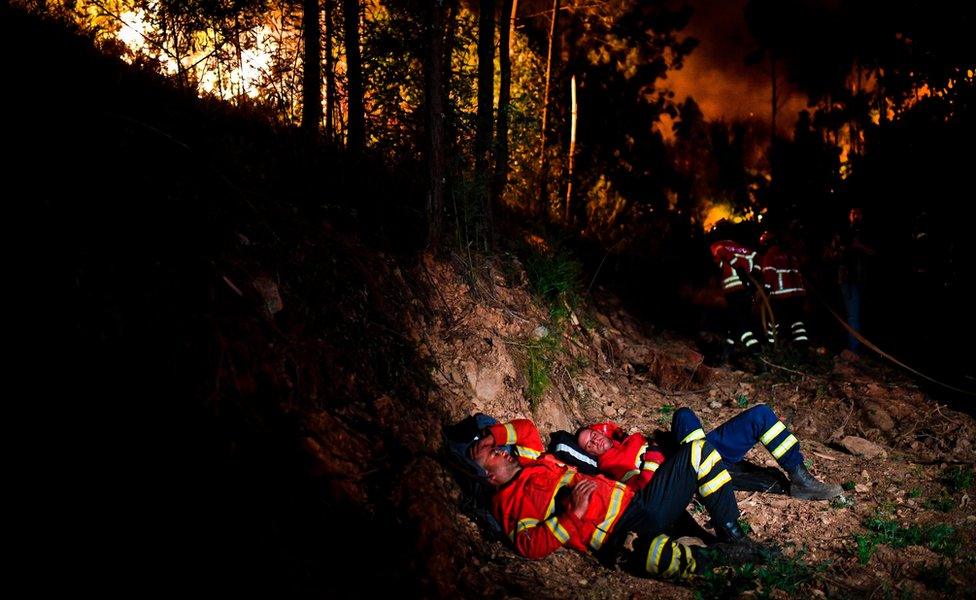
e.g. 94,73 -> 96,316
738,518 -> 752,535
695,546 -> 828,599
736,394 -> 749,408
941,465 -> 974,493
854,512 -> 961,559
854,533 -> 876,564
907,487 -> 922,498
924,493 -> 955,513
522,330 -> 562,408
842,481 -> 856,491
830,495 -> 854,509
660,403 -> 675,417
803,458 -> 814,470
917,561 -> 955,593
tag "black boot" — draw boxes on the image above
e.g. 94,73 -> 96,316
786,463 -> 843,500
714,520 -> 752,545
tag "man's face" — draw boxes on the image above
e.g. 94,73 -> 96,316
578,428 -> 612,457
470,438 -> 519,485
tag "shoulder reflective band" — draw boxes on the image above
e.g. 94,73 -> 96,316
503,423 -> 517,445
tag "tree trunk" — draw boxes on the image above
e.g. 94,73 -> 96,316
565,74 -> 577,224
536,0 -> 560,217
493,0 -> 517,208
424,1 -> 452,248
343,0 -> 364,153
475,0 -> 496,241
302,0 -> 322,139
324,0 -> 337,143
475,0 -> 496,174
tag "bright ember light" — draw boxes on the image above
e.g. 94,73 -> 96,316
116,10 -> 150,53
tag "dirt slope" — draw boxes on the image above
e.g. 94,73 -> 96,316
399,251 -> 976,599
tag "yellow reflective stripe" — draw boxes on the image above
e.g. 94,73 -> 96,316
678,544 -> 696,580
503,423 -> 517,445
663,541 -> 680,577
697,450 -> 722,480
646,534 -> 669,574
620,469 -> 640,482
699,469 -> 732,497
546,472 -> 576,517
517,445 -> 541,460
760,421 -> 786,445
546,516 -> 570,544
771,434 -> 798,459
634,444 -> 649,469
681,428 -> 705,444
691,439 -> 704,472
642,461 -> 660,473
590,527 -> 607,550
590,481 -> 627,550
509,518 -> 540,542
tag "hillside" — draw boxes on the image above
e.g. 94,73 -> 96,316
9,5 -> 975,597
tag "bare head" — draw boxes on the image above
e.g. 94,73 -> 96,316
577,427 -> 613,457
470,438 -> 521,486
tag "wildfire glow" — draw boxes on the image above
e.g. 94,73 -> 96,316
116,10 -> 150,52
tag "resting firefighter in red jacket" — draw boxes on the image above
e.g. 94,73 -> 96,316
469,419 -> 761,580
577,421 -> 667,491
709,238 -> 762,358
758,231 -> 809,349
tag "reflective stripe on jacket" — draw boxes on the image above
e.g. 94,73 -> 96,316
710,240 -> 757,293
596,431 -> 666,491
489,421 -> 634,559
759,245 -> 806,299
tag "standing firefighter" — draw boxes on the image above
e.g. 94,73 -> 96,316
758,230 -> 810,349
709,230 -> 762,362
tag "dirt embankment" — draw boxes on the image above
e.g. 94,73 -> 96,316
373,251 -> 976,599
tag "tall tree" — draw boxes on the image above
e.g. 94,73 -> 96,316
324,0 -> 337,142
475,0 -> 496,239
422,0 -> 453,247
475,1 -> 496,173
302,0 -> 322,138
536,0 -> 560,217
343,0 -> 364,152
493,0 -> 517,207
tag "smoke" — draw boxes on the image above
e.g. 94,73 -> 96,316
664,0 -> 808,137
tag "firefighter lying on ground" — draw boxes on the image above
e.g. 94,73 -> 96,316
468,419 -> 771,580
576,405 -> 842,501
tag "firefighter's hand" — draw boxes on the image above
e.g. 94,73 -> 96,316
571,479 -> 598,519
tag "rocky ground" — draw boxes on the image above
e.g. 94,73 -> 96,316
393,250 -> 976,599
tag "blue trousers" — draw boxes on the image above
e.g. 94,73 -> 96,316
671,405 -> 803,470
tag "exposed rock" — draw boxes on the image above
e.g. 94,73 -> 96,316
861,400 -> 896,432
838,436 -> 888,459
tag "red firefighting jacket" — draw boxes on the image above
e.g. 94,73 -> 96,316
710,240 -> 758,293
588,422 -> 667,490
486,420 -> 634,559
759,244 -> 806,299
